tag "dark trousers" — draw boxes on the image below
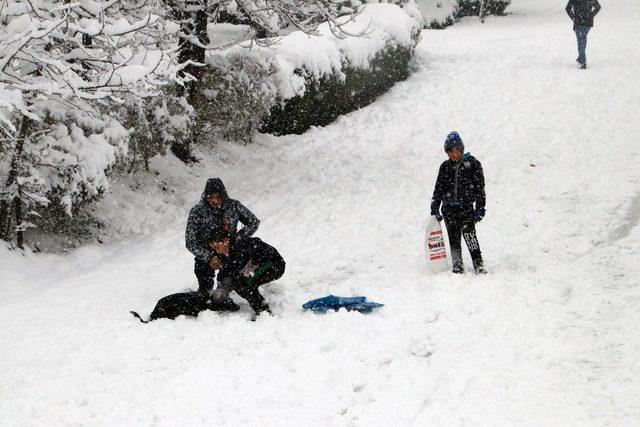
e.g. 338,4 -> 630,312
194,238 -> 285,307
442,204 -> 483,267
575,25 -> 591,64
194,258 -> 216,294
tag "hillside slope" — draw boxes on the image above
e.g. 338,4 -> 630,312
1,0 -> 639,425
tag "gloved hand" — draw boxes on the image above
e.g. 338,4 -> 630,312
430,201 -> 442,222
208,255 -> 223,270
474,207 -> 485,223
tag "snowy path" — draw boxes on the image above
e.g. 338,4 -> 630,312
2,0 -> 640,425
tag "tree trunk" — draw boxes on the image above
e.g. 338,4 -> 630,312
479,0 -> 488,23
0,198 -> 9,241
170,3 -> 212,163
0,116 -> 30,245
14,187 -> 23,249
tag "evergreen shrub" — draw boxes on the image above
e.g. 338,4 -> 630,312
455,0 -> 510,18
261,42 -> 417,135
199,53 -> 279,143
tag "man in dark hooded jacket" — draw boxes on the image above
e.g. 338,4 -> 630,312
566,0 -> 601,69
430,132 -> 486,274
186,178 -> 262,309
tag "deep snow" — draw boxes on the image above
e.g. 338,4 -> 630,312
1,0 -> 640,425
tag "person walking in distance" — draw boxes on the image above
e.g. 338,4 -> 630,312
430,132 -> 487,274
566,0 -> 601,69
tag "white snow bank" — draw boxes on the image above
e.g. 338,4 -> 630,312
207,23 -> 253,48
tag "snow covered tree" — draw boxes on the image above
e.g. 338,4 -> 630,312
0,0 -> 182,248
233,0 -> 355,37
124,88 -> 194,172
164,0 -> 358,151
200,52 -> 277,143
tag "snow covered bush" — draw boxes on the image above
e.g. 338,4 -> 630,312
0,0 -> 181,247
124,89 -> 194,172
0,111 -> 128,247
415,0 -> 458,28
203,4 -> 420,138
262,41 -> 417,135
165,0 -> 359,161
262,4 -> 421,134
365,0 -> 423,22
414,0 -> 510,28
199,53 -> 278,143
456,0 -> 510,18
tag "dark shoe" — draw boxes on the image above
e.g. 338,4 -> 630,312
576,57 -> 580,63
244,289 -> 272,315
250,304 -> 273,321
451,248 -> 463,274
250,295 -> 272,315
579,63 -> 587,69
473,260 -> 487,275
253,301 -> 272,316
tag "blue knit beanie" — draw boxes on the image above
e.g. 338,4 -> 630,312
444,131 -> 464,152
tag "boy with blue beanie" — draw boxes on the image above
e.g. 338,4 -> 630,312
430,132 -> 487,274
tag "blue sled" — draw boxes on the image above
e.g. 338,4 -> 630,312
302,295 -> 384,314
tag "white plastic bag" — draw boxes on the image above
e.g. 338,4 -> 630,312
425,216 -> 449,273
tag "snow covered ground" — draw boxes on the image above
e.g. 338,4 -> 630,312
2,0 -> 640,425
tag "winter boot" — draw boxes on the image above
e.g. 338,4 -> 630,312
451,248 -> 464,274
473,259 -> 487,275
245,289 -> 272,316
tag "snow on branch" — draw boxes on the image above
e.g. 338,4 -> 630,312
0,0 -> 183,138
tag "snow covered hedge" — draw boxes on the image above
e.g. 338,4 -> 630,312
456,0 -> 510,18
201,4 -> 421,138
415,0 -> 511,29
415,0 -> 458,28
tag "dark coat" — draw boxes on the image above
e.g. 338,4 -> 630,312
431,153 -> 486,214
185,178 -> 260,263
217,237 -> 286,290
566,0 -> 601,28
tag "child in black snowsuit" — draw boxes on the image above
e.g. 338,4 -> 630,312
430,132 -> 487,274
196,227 -> 285,315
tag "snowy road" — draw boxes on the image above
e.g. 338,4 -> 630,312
1,0 -> 640,425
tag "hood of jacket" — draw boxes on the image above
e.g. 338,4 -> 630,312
201,178 -> 229,203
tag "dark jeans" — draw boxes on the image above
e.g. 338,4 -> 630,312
574,25 -> 591,64
442,204 -> 483,267
194,238 -> 286,307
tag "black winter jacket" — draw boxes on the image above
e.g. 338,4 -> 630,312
185,178 -> 260,263
431,153 -> 486,214
566,0 -> 601,29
